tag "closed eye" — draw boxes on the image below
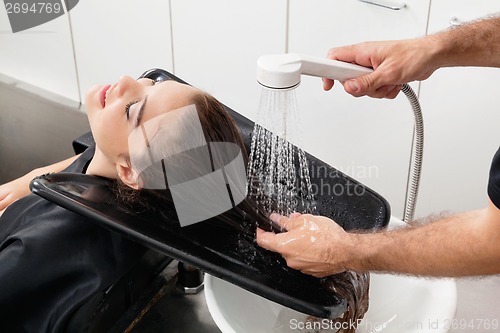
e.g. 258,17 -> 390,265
124,100 -> 138,119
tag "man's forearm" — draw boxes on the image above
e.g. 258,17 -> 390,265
431,16 -> 500,68
347,206 -> 500,277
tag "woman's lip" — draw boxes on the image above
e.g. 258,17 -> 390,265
99,84 -> 111,108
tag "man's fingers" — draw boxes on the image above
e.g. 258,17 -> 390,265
345,70 -> 398,98
345,72 -> 377,97
327,46 -> 359,65
326,45 -> 363,93
269,213 -> 296,229
270,213 -> 308,231
256,228 -> 294,252
386,84 -> 402,99
270,213 -> 288,227
255,228 -> 279,252
323,78 -> 334,91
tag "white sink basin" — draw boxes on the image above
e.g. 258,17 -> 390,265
204,217 -> 457,333
205,273 -> 457,333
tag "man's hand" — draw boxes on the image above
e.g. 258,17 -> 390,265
323,38 -> 438,99
323,17 -> 500,99
256,213 -> 356,277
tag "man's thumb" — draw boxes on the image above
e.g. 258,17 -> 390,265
345,72 -> 378,96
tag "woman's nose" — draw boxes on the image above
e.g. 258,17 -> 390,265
116,75 -> 139,97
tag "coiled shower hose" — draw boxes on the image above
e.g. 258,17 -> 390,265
401,84 -> 424,223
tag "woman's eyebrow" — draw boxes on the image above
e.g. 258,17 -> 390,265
135,95 -> 148,128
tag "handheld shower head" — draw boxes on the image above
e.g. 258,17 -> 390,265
256,53 -> 424,223
257,53 -> 373,90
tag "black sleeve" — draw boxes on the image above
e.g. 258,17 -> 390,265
487,147 -> 500,209
0,144 -> 146,332
62,143 -> 96,173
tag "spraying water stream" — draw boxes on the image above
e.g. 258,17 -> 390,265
247,88 -> 317,220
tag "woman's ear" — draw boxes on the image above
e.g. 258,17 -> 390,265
116,157 -> 141,190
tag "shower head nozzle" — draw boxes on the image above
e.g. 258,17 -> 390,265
257,54 -> 302,91
257,53 -> 373,90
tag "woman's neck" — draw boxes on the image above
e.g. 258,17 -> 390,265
86,146 -> 119,179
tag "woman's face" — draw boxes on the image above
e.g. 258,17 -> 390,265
85,76 -> 197,162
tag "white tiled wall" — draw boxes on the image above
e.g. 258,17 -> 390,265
170,0 -> 287,121
0,7 -> 78,101
69,0 -> 174,101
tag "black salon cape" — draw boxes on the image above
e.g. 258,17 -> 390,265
0,146 -> 147,332
488,147 -> 500,209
